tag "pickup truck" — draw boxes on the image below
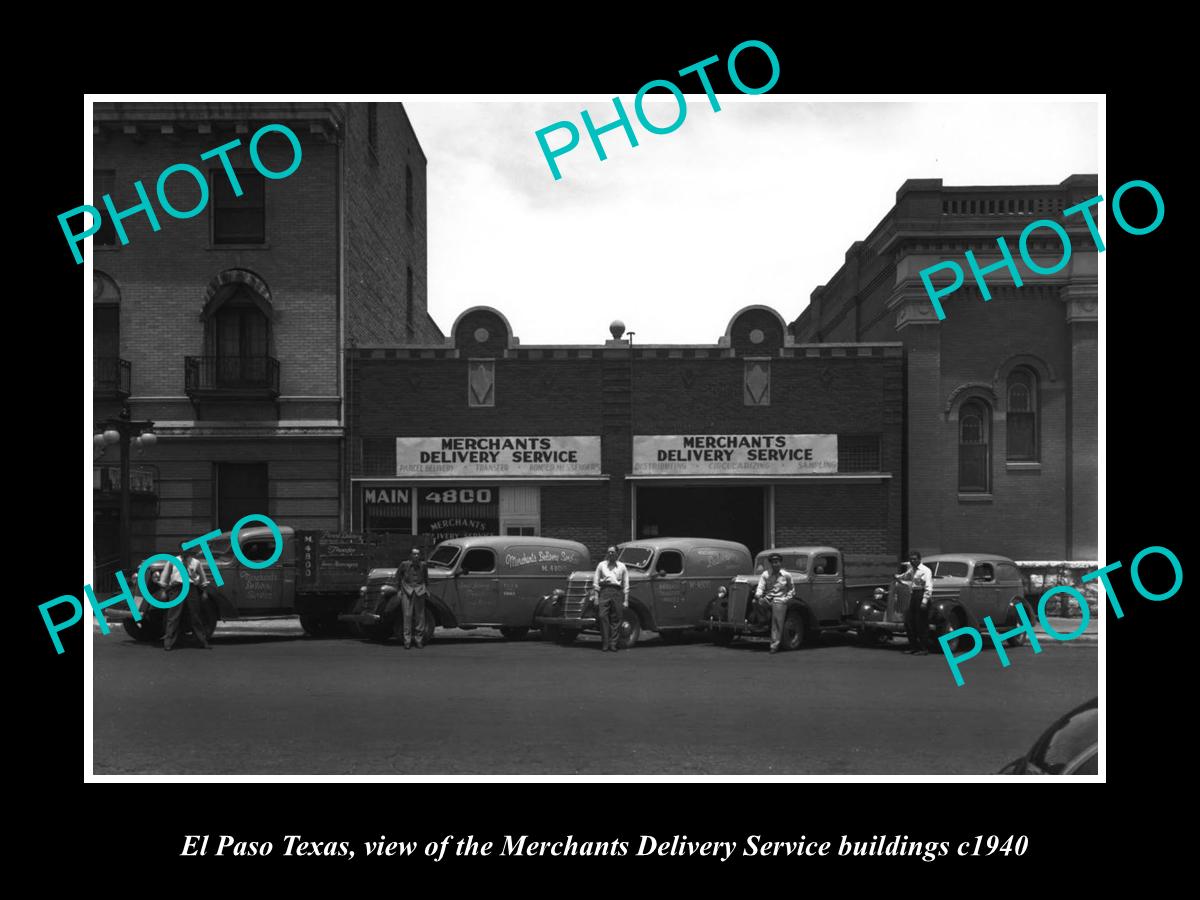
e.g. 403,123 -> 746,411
116,525 -> 412,642
699,546 -> 891,650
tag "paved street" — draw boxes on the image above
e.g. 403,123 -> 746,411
93,620 -> 1097,775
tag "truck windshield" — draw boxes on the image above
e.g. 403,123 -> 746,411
931,561 -> 969,579
618,547 -> 654,569
427,544 -> 461,568
755,554 -> 808,575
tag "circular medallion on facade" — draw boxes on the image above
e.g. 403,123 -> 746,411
749,328 -> 765,345
474,327 -> 490,343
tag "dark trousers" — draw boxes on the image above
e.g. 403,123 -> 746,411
163,586 -> 210,649
597,586 -> 624,650
398,584 -> 427,646
904,587 -> 928,650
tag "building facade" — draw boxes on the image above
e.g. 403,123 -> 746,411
346,306 -> 904,569
91,102 -> 438,583
791,175 -> 1099,562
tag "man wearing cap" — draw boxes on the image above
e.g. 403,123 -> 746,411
592,545 -> 629,652
755,552 -> 796,654
159,547 -> 213,651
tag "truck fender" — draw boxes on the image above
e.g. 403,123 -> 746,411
628,596 -> 652,631
929,599 -> 964,625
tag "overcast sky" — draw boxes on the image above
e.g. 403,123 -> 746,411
404,100 -> 1098,345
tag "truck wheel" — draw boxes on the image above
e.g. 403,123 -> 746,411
499,627 -> 529,641
858,627 -> 888,647
1004,601 -> 1033,648
300,614 -> 327,637
782,611 -> 805,651
711,630 -> 736,647
934,612 -> 970,654
618,609 -> 642,649
123,608 -> 164,643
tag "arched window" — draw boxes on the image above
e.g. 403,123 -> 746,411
1007,367 -> 1039,461
959,399 -> 991,493
204,284 -> 271,387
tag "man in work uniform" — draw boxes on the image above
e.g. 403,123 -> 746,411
754,552 -> 796,654
395,547 -> 429,649
160,548 -> 213,651
592,546 -> 629,652
898,550 -> 935,655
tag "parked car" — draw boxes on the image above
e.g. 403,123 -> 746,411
535,538 -> 752,648
999,698 -> 1098,775
116,525 -> 402,641
700,547 -> 890,650
341,535 -> 591,642
852,553 -> 1034,652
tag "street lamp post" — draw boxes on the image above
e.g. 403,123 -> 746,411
96,406 -> 156,576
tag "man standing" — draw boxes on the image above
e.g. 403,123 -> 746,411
395,547 -> 430,649
755,552 -> 796,654
160,548 -> 213,651
899,550 -> 935,655
592,546 -> 629,652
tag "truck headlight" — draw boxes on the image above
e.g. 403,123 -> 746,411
359,586 -> 367,596
873,587 -> 887,602
716,586 -> 728,600
381,584 -> 397,596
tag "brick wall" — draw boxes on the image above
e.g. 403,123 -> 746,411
344,103 -> 442,345
92,123 -> 340,415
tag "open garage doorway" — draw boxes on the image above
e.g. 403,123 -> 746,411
634,485 -> 766,556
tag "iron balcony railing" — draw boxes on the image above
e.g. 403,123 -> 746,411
185,355 -> 280,397
94,357 -> 131,397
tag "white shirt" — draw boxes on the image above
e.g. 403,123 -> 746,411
592,559 -> 630,599
900,562 -> 933,595
158,555 -> 209,589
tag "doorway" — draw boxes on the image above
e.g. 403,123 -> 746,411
635,485 -> 765,556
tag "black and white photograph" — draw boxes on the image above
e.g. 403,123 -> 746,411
76,90 -> 1109,779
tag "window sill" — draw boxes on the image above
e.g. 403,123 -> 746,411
1006,461 -> 1041,471
957,493 -> 993,503
208,243 -> 271,251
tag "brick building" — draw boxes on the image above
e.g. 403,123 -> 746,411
91,102 -> 438,582
791,175 -> 1099,562
346,306 -> 904,566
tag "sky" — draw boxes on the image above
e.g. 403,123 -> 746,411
404,99 -> 1099,345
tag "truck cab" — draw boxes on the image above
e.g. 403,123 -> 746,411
535,538 -> 752,648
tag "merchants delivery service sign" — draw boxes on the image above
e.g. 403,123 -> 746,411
397,436 -> 602,477
633,434 -> 838,476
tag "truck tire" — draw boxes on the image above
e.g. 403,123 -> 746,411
711,629 -> 736,647
300,614 -> 334,637
618,609 -> 642,649
782,610 -> 805,651
123,608 -> 164,643
498,627 -> 529,641
544,626 -> 577,646
1004,601 -> 1034,648
934,611 -> 970,654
